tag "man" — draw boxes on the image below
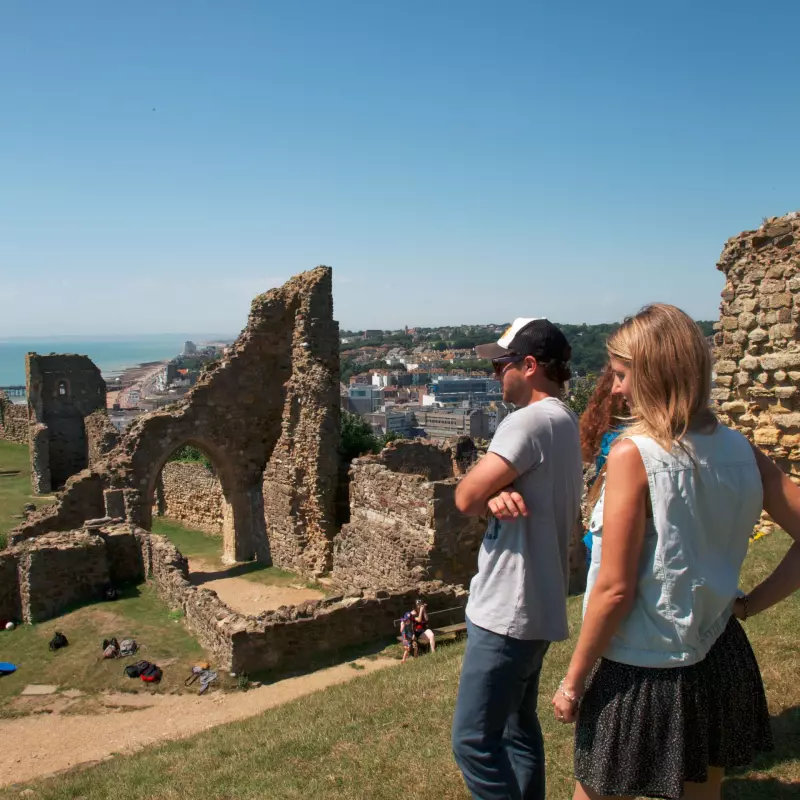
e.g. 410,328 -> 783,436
452,318 -> 583,800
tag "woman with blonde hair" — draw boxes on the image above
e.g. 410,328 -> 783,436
543,303 -> 800,799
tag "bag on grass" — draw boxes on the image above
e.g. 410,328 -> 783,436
49,632 -> 68,651
102,637 -> 120,658
119,638 -> 138,657
124,660 -> 151,678
140,663 -> 162,683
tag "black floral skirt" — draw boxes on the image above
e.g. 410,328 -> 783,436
574,616 -> 773,799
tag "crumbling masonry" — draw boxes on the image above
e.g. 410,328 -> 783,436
331,440 -> 485,590
12,267 -> 341,575
713,211 -> 800,484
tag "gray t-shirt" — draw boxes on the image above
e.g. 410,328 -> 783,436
466,396 -> 582,641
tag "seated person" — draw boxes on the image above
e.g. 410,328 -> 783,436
413,599 -> 436,653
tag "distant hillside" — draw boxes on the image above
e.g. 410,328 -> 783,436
560,320 -> 715,376
340,320 -> 717,378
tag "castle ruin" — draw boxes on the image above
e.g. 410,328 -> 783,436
713,211 -> 800,485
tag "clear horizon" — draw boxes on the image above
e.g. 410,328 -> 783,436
2,1 -> 799,337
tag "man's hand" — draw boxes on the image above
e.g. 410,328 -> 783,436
455,453 -> 520,516
487,489 -> 529,520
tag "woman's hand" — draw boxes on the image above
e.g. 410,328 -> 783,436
487,490 -> 529,520
552,682 -> 581,724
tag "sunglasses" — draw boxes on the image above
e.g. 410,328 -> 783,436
492,353 -> 526,375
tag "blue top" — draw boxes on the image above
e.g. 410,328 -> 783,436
594,428 -> 622,477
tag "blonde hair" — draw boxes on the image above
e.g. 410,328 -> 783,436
607,303 -> 716,452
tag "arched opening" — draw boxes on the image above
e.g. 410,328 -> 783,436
144,438 -> 251,566
57,380 -> 68,397
144,439 -> 325,616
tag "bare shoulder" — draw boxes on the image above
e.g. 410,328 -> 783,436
606,438 -> 641,464
606,439 -> 647,483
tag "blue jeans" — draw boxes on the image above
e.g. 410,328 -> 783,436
452,617 -> 550,800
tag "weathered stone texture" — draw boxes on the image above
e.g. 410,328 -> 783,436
84,409 -> 120,468
11,470 -> 105,544
0,391 -> 28,445
12,532 -> 110,623
331,440 -> 484,590
229,582 -> 467,675
713,212 -> 800,528
262,273 -> 340,577
155,461 -> 224,534
26,353 -> 108,493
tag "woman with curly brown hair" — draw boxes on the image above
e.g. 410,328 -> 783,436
579,367 -> 628,563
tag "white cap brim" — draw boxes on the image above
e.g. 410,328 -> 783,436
475,342 -> 509,359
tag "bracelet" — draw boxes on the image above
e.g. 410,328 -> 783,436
558,679 -> 582,706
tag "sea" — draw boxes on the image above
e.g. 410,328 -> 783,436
0,334 -> 234,390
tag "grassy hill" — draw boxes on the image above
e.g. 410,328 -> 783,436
3,531 -> 796,799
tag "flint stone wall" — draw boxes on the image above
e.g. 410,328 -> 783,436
713,212 -> 800,485
331,440 -> 484,590
155,461 -> 224,534
0,392 -> 28,445
8,532 -> 110,623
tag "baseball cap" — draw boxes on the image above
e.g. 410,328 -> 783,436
475,318 -> 571,363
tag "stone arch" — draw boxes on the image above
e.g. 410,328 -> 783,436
131,428 -> 270,566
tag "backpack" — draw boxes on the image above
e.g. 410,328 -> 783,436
124,660 -> 151,678
119,639 -> 138,657
140,663 -> 162,683
49,632 -> 68,651
102,637 -> 120,659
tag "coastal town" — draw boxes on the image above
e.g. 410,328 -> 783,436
94,322 -> 611,441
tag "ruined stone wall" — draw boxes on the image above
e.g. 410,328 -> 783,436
26,354 -> 107,493
154,461 -> 224,534
713,212 -> 800,483
10,268 -> 341,576
332,441 -> 484,590
1,522 -> 467,676
0,391 -> 28,445
10,532 -> 110,623
10,470 -> 105,545
84,409 -> 120,468
229,582 -> 466,675
262,271 -> 340,577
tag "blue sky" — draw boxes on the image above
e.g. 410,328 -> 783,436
2,1 -> 799,336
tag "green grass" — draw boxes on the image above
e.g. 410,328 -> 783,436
0,440 -> 54,549
151,517 -> 327,592
3,532 -> 796,798
0,582 -> 208,714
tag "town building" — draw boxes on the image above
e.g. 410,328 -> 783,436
414,407 -> 490,440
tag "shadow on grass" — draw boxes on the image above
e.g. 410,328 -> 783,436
50,582 -> 143,617
243,630 -> 466,689
724,706 -> 800,798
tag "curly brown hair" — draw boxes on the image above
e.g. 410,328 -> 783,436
579,365 -> 627,464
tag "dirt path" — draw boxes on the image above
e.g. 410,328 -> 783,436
0,657 -> 396,788
187,557 -> 325,616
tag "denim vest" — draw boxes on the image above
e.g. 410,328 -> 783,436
584,425 -> 762,668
